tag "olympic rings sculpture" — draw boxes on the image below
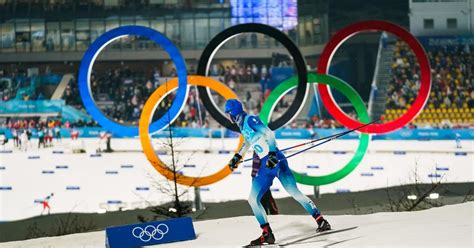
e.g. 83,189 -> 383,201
196,23 -> 309,132
139,76 -> 245,186
132,224 -> 169,242
79,21 -> 431,186
79,26 -> 188,137
317,21 -> 431,134
260,73 -> 370,186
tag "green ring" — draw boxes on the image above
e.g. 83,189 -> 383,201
260,73 -> 370,186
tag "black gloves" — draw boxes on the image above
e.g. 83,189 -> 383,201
266,151 -> 278,169
228,153 -> 242,171
229,152 -> 278,171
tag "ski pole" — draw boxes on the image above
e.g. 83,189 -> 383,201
280,120 -> 378,161
279,119 -> 379,153
240,119 -> 378,163
281,134 -> 344,161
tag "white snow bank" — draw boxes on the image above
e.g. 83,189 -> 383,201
2,138 -> 473,221
1,202 -> 472,247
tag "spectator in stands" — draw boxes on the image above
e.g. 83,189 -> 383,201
54,125 -> 61,142
45,128 -> 53,147
20,130 -> 28,151
37,128 -> 45,148
3,61 -> 371,130
64,121 -> 71,128
386,41 -> 473,128
246,65 -> 252,83
469,91 -> 474,108
11,128 -> 19,147
70,128 -> 79,140
261,65 -> 268,78
259,76 -> 267,94
231,65 -> 237,82
252,64 -> 259,82
0,131 -> 8,151
26,128 -> 32,142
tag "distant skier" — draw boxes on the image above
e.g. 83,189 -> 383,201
40,193 -> 54,215
225,99 -> 330,246
455,133 -> 462,149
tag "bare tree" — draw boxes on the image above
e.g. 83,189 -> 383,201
384,161 -> 444,212
25,213 -> 96,239
138,104 -> 205,221
347,197 -> 359,215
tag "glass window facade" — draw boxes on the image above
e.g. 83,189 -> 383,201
46,22 -> 60,52
165,17 -> 180,47
195,15 -> 209,49
447,18 -> 457,29
0,13 -> 323,53
61,22 -> 75,51
15,20 -> 30,52
150,18 -> 165,50
180,17 -> 194,49
90,20 -> 105,44
76,19 -> 90,51
1,23 -> 15,52
424,19 -> 434,29
31,20 -> 45,52
136,18 -> 151,50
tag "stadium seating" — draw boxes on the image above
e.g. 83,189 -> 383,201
384,40 -> 473,128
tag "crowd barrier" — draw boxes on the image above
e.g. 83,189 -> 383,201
0,127 -> 472,140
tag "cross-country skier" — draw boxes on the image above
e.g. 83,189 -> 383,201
225,99 -> 330,246
455,133 -> 462,149
40,193 -> 54,215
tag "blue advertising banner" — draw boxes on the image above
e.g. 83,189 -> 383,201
417,36 -> 474,48
372,128 -> 474,140
275,128 -> 312,139
39,74 -> 62,85
0,100 -> 64,114
269,67 -> 294,89
105,217 -> 196,248
74,127 -> 104,137
150,127 -> 209,138
0,127 -> 472,140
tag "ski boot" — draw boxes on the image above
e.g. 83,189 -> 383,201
314,214 -> 331,233
249,223 -> 275,246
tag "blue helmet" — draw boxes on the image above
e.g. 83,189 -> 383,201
225,99 -> 244,123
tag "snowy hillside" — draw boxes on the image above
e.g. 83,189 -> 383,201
2,202 -> 472,247
1,138 -> 472,221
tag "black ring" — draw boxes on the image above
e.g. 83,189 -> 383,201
196,23 -> 308,132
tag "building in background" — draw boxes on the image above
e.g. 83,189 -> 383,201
0,0 -> 327,63
409,0 -> 474,36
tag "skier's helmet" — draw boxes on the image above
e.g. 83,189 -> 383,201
225,99 -> 244,123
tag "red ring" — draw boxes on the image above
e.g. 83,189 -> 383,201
317,20 -> 431,134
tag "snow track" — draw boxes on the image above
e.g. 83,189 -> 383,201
2,202 -> 472,247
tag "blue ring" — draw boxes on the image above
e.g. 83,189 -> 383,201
78,25 -> 188,136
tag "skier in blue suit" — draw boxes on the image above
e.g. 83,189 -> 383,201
225,99 -> 331,246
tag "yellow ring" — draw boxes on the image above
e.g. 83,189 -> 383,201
139,75 -> 244,186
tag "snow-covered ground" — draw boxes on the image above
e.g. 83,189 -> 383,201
0,138 -> 472,221
1,202 -> 472,247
